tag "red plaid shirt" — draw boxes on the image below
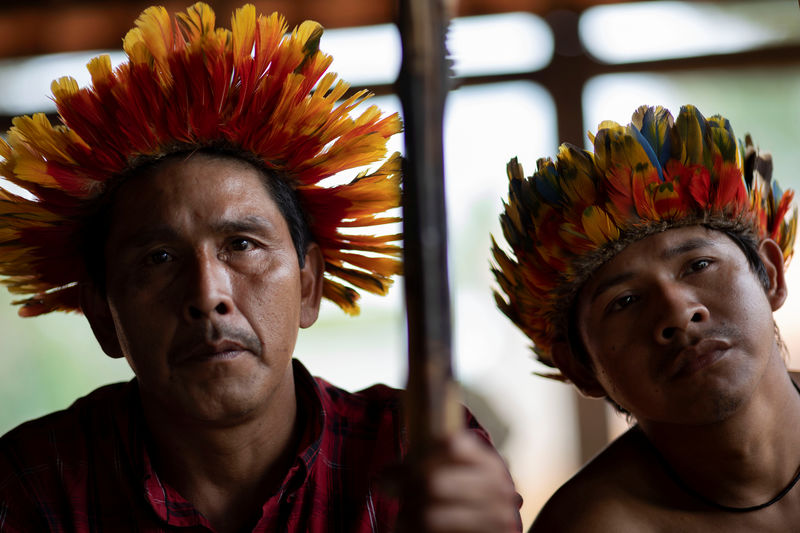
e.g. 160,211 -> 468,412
0,360 -> 496,532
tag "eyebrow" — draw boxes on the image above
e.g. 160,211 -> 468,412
590,272 -> 635,304
117,225 -> 179,250
116,215 -> 278,250
659,237 -> 714,261
210,215 -> 277,236
589,237 -> 717,303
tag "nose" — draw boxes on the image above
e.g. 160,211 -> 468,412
182,252 -> 234,322
653,282 -> 708,344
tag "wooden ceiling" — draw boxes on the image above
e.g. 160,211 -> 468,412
0,0 -> 634,58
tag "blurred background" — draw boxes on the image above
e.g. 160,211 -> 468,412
1,0 -> 800,528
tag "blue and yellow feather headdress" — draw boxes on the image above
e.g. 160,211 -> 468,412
492,105 -> 797,376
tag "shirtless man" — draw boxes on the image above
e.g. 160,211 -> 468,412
492,104 -> 800,531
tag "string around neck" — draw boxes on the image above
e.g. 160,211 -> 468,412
642,378 -> 800,513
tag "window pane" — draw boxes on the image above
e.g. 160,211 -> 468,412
322,24 -> 401,87
449,13 -> 553,76
581,1 -> 800,63
323,12 -> 553,86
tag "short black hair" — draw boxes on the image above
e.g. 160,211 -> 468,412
721,229 -> 769,291
564,226 -> 771,415
80,144 -> 313,292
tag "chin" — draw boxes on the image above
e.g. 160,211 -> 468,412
172,380 -> 267,424
665,389 -> 748,426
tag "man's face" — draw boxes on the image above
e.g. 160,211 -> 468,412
89,153 -> 322,424
575,225 -> 784,425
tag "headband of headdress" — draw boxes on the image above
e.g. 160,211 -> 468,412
0,2 -> 403,317
491,104 -> 797,377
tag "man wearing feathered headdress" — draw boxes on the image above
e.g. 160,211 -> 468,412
493,104 -> 800,530
0,4 -> 521,532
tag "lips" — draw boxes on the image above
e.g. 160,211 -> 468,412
671,338 -> 731,379
174,339 -> 249,364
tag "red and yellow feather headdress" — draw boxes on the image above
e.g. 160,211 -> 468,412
492,105 -> 797,375
0,2 -> 402,317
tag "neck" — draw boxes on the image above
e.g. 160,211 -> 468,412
639,356 -> 800,510
140,372 -> 303,532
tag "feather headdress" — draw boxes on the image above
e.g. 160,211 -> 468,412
0,2 -> 403,317
492,105 -> 797,375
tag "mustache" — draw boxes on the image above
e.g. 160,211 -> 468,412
169,322 -> 262,362
655,324 -> 741,374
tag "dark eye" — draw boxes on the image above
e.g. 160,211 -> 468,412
230,238 -> 253,252
147,250 -> 172,265
689,259 -> 711,272
610,294 -> 638,312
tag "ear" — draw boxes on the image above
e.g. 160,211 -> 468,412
551,341 -> 607,398
299,242 -> 324,328
79,281 -> 124,359
758,238 -> 788,312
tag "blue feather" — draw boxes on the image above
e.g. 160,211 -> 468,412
629,124 -> 664,181
534,158 -> 563,206
635,106 -> 672,168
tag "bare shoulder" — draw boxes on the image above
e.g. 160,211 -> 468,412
529,427 -> 665,533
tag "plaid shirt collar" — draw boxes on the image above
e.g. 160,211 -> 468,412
121,359 -> 328,528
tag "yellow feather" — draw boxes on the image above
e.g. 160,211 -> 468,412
86,55 -> 113,86
10,115 -> 82,164
322,279 -> 360,315
591,124 -> 623,173
597,119 -> 622,130
122,28 -> 148,65
581,206 -> 619,245
13,160 -> 58,188
784,212 -> 797,262
213,28 -> 231,50
326,263 -> 393,295
327,250 -> 402,276
506,157 -> 526,182
176,2 -> 216,41
253,12 -> 286,69
232,4 -> 257,64
556,144 -> 596,207
0,136 -> 11,160
50,77 -> 79,101
294,20 -> 323,54
270,73 -> 304,126
676,105 -> 705,166
353,105 -> 381,128
134,5 -> 172,71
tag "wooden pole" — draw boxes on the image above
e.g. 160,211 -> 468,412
396,0 -> 461,456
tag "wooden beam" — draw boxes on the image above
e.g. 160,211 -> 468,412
0,1 -> 398,58
0,0 -> 738,58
